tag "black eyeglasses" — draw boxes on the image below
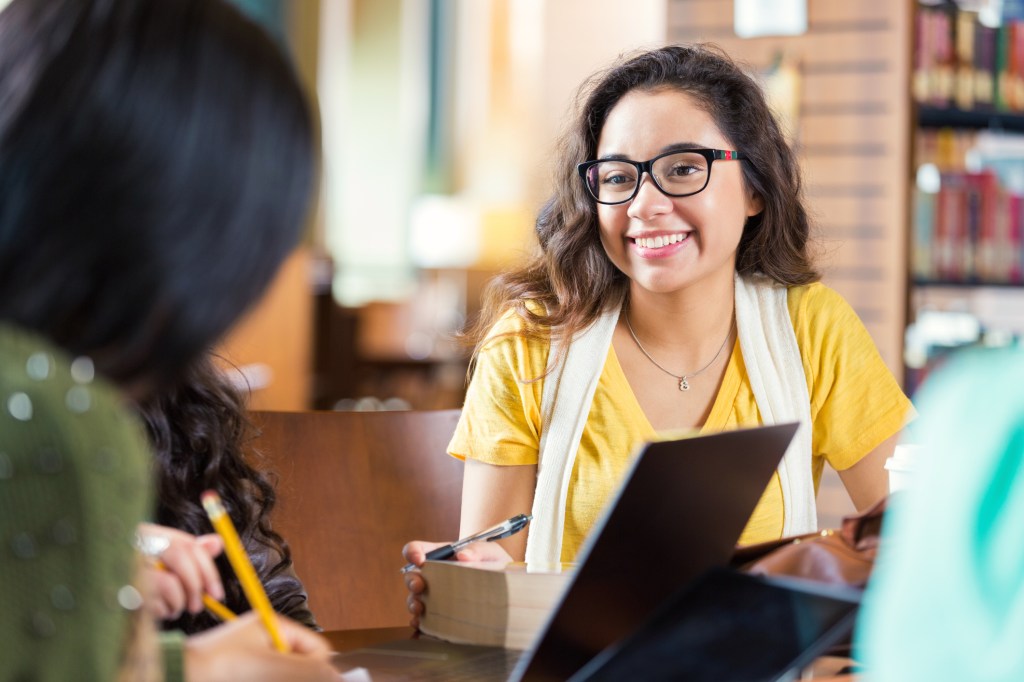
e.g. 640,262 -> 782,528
577,148 -> 747,205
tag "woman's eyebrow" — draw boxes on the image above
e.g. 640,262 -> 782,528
658,141 -> 705,154
596,142 -> 707,161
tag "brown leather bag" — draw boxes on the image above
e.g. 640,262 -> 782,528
729,496 -> 888,588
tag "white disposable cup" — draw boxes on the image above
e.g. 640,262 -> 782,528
884,444 -> 922,493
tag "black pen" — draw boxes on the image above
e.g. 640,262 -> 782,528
400,513 -> 532,574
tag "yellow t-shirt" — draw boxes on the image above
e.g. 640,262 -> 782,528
449,283 -> 914,562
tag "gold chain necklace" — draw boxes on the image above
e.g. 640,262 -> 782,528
623,311 -> 733,391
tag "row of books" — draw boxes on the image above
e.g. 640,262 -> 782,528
914,4 -> 1024,112
912,169 -> 1024,283
916,127 -> 981,173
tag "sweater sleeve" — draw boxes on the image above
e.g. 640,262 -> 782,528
0,324 -> 153,682
160,630 -> 187,682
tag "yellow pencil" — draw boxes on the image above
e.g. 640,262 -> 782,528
201,593 -> 237,622
201,490 -> 288,652
152,558 -> 238,622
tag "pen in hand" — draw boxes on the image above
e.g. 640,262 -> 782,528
401,513 -> 532,574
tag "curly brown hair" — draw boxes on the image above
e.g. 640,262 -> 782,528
466,43 -> 818,355
139,354 -> 295,634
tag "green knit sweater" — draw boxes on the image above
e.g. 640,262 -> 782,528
0,324 -> 174,680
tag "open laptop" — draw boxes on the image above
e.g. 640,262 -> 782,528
567,568 -> 862,682
332,422 -> 798,681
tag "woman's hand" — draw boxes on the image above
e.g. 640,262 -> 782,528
184,611 -> 336,681
400,539 -> 513,629
137,522 -> 225,619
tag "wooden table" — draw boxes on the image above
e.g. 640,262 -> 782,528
324,626 -> 417,653
324,628 -> 860,680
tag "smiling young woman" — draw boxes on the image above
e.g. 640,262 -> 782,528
402,43 -> 913,627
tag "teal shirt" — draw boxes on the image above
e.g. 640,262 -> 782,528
0,324 -> 155,681
858,347 -> 1024,681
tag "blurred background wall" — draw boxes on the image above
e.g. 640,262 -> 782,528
219,0 -> 671,411
214,0 -> 1018,415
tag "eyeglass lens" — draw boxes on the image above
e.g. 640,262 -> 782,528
585,151 -> 712,203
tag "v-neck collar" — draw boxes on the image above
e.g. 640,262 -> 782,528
605,337 -> 741,437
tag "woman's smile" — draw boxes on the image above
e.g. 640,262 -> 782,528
629,231 -> 693,257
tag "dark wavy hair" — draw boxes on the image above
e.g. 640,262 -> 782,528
466,43 -> 818,352
0,0 -> 316,389
138,354 -> 293,634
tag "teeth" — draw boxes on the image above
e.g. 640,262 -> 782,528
636,233 -> 687,249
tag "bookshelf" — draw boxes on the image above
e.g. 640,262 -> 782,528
909,0 -> 1024,393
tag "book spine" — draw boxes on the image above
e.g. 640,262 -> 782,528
936,173 -> 966,280
996,21 -> 1011,111
955,9 -> 978,110
913,187 -> 937,280
1015,193 -> 1024,283
975,23 -> 997,110
935,10 -> 955,107
1014,20 -> 1024,110
975,171 -> 999,281
963,173 -> 983,280
1004,193 -> 1018,282
914,8 -> 933,104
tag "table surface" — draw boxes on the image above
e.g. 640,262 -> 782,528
323,627 -> 860,680
324,626 -> 417,653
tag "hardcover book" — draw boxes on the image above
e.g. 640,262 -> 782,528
419,560 -> 574,650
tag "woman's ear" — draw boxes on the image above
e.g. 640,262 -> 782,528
746,189 -> 765,218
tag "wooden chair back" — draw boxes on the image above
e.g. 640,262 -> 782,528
250,409 -> 463,631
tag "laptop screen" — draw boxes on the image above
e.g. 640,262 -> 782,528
568,568 -> 861,682
514,422 -> 799,681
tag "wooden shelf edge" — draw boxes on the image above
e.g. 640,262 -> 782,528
912,278 -> 1024,289
917,105 -> 1024,132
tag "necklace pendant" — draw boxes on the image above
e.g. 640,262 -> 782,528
679,377 -> 689,391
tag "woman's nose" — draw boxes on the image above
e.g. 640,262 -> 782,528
626,173 -> 673,221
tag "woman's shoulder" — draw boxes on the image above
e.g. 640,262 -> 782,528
0,322 -> 149,478
0,323 -> 129,421
785,280 -> 846,308
785,281 -> 859,327
0,323 -> 91,412
479,302 -> 550,348
471,303 -> 552,388
782,281 -> 889,379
